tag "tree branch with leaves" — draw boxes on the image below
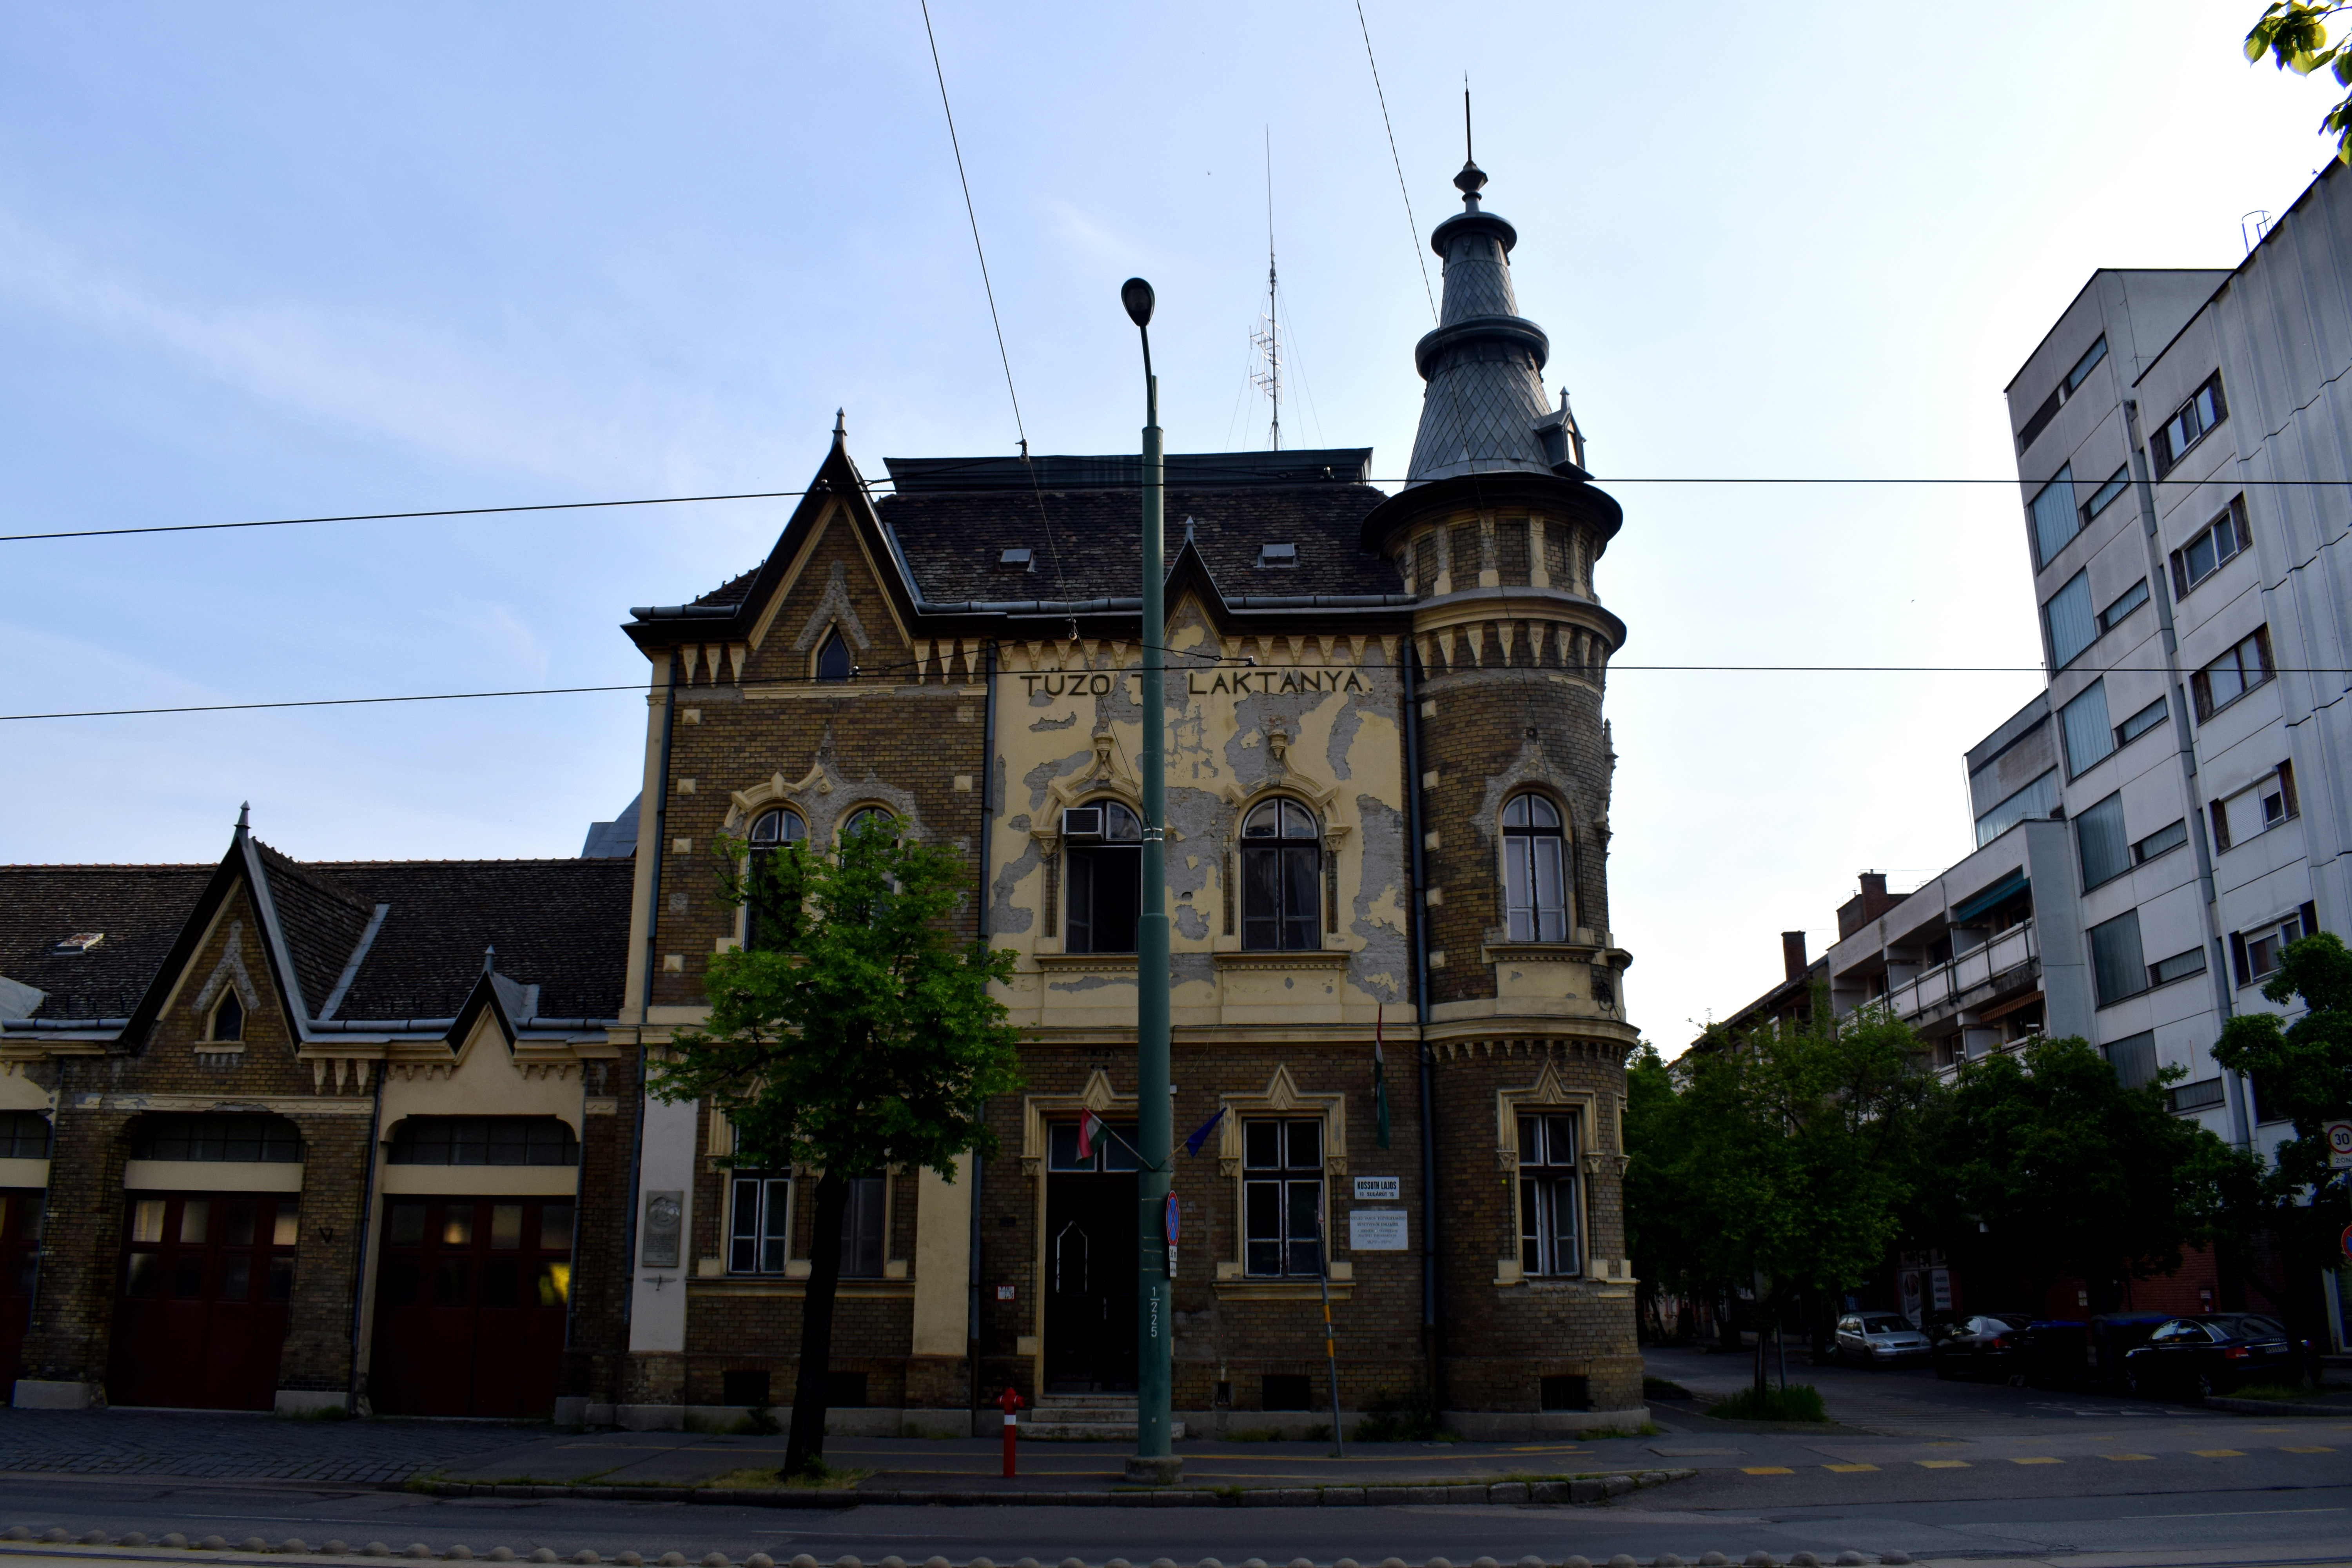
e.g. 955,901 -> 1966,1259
2249,2 -> 2352,162
652,816 -> 1025,1476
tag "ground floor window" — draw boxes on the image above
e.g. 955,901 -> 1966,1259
729,1173 -> 791,1274
1243,1117 -> 1324,1277
1518,1113 -> 1583,1277
839,1174 -> 886,1278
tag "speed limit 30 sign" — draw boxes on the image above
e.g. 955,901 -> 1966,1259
2327,1118 -> 2352,1169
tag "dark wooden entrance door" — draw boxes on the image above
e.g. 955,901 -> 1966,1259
1043,1171 -> 1137,1391
0,1191 -> 44,1399
370,1196 -> 573,1416
107,1192 -> 297,1409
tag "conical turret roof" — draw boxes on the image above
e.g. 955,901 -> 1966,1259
1403,159 -> 1563,485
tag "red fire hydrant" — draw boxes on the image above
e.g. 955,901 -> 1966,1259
997,1385 -> 1025,1477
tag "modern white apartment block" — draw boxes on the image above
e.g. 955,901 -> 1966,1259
1827,160 -> 2352,1167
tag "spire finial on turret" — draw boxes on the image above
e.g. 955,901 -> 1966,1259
483,944 -> 496,975
832,408 -> 847,445
236,802 -> 250,833
1455,80 -> 1486,209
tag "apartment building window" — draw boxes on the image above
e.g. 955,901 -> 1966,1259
2232,901 -> 2319,986
2089,910 -> 2147,1007
2210,762 -> 2297,851
2076,793 -> 2130,889
1501,793 -> 1568,942
2148,947 -> 2207,988
728,1174 -> 792,1274
1242,1118 -> 1324,1277
2060,681 -> 2115,775
2171,498 -> 2251,598
838,1175 -> 886,1279
2191,628 -> 2272,721
2099,579 -> 2150,635
2132,819 -> 2188,865
1065,799 -> 1142,955
2116,695 -> 2168,747
2151,374 -> 2227,475
1241,798 -> 1321,951
2080,465 -> 2129,523
1517,1113 -> 1583,1278
1975,769 -> 2060,847
2168,1078 -> 2227,1114
2102,1030 -> 2159,1091
2029,465 -> 2080,565
2017,336 -> 2107,452
2044,572 -> 2098,670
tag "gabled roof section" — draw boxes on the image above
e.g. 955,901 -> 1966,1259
442,962 -> 535,1055
623,419 -> 918,656
111,815 -> 317,1048
0,864 -> 212,1021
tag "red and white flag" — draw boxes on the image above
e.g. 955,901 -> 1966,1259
1076,1111 -> 1101,1160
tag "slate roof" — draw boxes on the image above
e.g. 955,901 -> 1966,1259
0,866 -> 214,1020
878,455 -> 1401,606
0,852 -> 632,1028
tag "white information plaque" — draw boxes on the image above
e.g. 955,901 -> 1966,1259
1353,1176 -> 1401,1201
1349,1208 -> 1409,1250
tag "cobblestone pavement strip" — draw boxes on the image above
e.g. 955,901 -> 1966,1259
0,1413 -> 546,1485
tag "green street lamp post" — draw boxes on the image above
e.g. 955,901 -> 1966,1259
1120,276 -> 1179,1485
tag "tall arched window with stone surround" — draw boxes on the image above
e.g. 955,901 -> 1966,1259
1241,798 -> 1320,951
1502,792 -> 1568,943
744,808 -> 806,950
1065,799 -> 1142,955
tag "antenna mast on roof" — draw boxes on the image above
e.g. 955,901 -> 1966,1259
1250,127 -> 1281,452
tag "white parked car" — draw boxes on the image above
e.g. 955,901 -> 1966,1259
1835,1312 -> 1934,1365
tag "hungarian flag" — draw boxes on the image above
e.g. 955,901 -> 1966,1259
1076,1111 -> 1102,1160
1373,1011 -> 1392,1149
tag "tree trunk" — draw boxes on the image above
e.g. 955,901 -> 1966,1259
784,1169 -> 849,1477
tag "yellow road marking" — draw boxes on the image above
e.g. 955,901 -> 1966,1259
2192,1449 -> 2247,1458
2010,1457 -> 2061,1465
1915,1459 -> 1970,1469
1824,1463 -> 1878,1473
2102,1454 -> 2155,1461
2281,1446 -> 2336,1454
1742,1466 -> 1794,1475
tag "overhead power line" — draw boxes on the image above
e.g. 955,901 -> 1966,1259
1351,0 -> 1438,324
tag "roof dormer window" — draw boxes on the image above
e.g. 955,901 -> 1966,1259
49,933 -> 103,955
998,547 -> 1034,572
1257,542 -> 1297,569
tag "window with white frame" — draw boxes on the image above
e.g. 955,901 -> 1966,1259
1501,793 -> 1568,942
2192,628 -> 2272,721
1240,798 -> 1321,951
1065,799 -> 1142,955
728,1173 -> 792,1274
1241,1118 -> 1323,1277
1517,1113 -> 1582,1278
2151,374 -> 2227,475
2170,497 -> 2250,598
2210,762 -> 2297,852
2234,903 -> 2319,987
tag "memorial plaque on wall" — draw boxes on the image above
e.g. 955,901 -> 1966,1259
641,1190 -> 684,1267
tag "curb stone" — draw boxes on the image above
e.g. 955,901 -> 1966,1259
396,1470 -> 1694,1509
0,1549 -> 1915,1567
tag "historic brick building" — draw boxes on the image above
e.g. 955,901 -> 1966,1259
0,155 -> 1642,1434
593,154 -> 1642,1436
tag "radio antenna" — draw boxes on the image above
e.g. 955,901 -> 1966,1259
1250,127 -> 1282,451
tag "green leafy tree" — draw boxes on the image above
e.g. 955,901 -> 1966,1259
1920,1036 -> 2236,1307
653,817 -> 1024,1476
2247,3 -> 2352,162
1644,1006 -> 1938,1393
2211,932 -> 2352,1359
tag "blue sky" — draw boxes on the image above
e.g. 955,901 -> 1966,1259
0,1 -> 2338,1045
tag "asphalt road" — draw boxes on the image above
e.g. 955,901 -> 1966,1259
0,1349 -> 2339,1565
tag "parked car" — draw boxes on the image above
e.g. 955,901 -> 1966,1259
1930,1312 -> 2036,1380
2122,1314 -> 2308,1399
2087,1312 -> 2173,1386
2016,1319 -> 2091,1388
1834,1312 -> 1934,1366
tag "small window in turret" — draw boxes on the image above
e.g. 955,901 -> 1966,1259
1257,543 -> 1296,568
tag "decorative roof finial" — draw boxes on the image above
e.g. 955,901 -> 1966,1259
236,802 -> 250,832
832,408 -> 846,445
1455,79 -> 1485,209
483,944 -> 496,975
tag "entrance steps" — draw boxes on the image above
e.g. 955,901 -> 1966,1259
1020,1394 -> 1185,1441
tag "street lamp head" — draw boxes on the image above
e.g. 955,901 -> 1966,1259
1121,277 -> 1155,328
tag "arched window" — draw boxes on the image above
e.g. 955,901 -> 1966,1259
1241,798 -> 1321,951
816,629 -> 853,683
209,992 -> 244,1043
1502,793 -> 1568,943
841,806 -> 895,841
1066,799 -> 1142,955
744,808 -> 806,950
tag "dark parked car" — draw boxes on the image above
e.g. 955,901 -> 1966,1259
1930,1312 -> 2036,1380
2087,1312 -> 2173,1385
2017,1319 -> 2091,1387
2122,1314 -> 2308,1398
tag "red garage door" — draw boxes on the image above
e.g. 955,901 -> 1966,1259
0,1191 -> 44,1398
370,1197 -> 572,1417
107,1192 -> 296,1410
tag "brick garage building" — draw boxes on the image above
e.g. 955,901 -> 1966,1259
594,156 -> 1644,1437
